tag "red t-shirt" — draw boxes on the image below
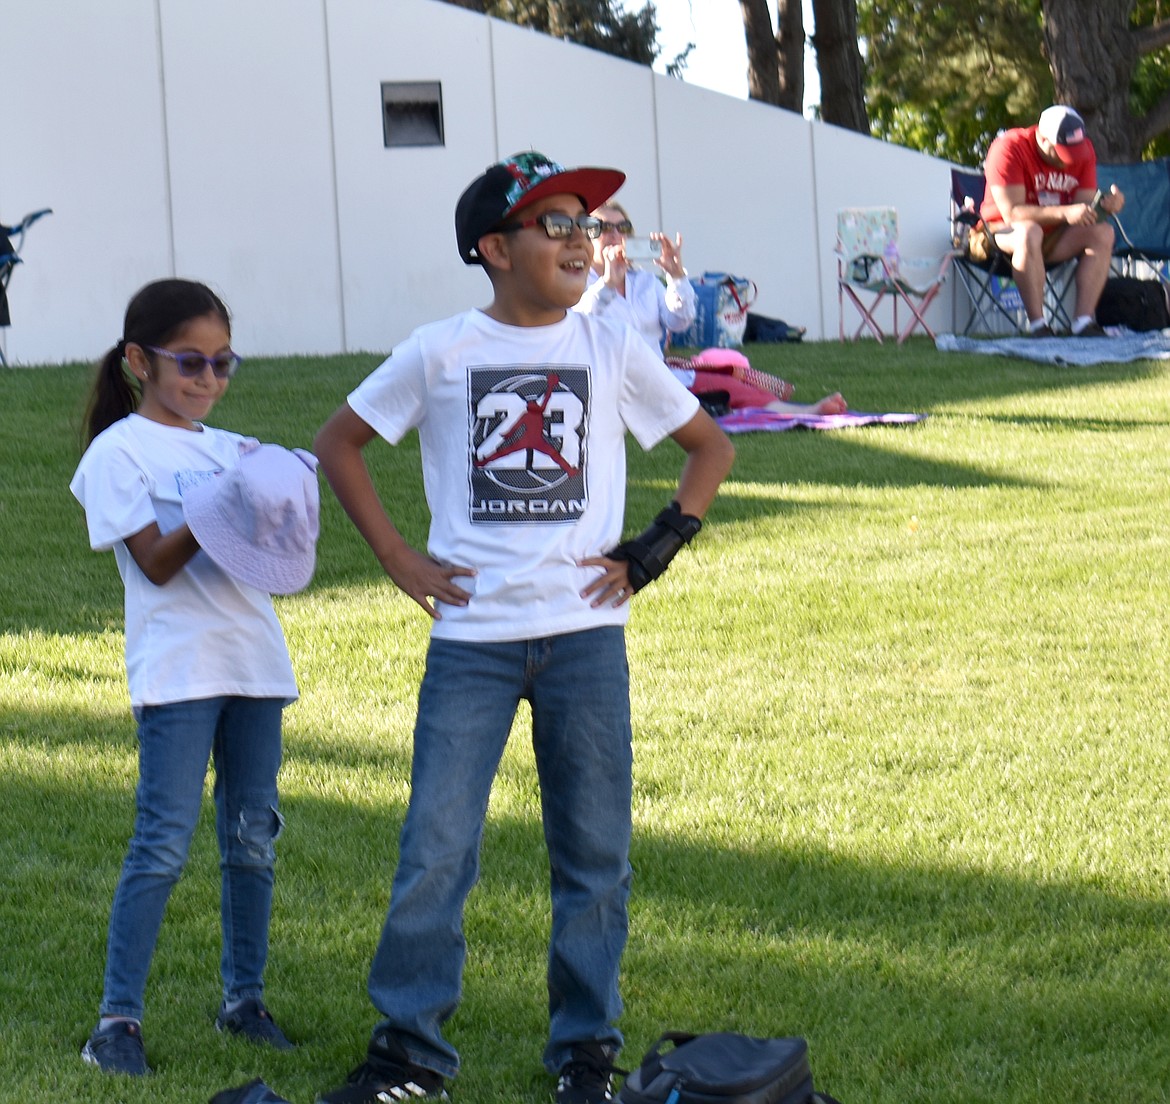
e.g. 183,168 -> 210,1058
980,125 -> 1097,232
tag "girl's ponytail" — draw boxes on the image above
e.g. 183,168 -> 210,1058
82,340 -> 140,448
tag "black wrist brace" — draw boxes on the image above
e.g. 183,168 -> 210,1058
608,501 -> 702,593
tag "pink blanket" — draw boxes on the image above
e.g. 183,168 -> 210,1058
715,408 -> 927,433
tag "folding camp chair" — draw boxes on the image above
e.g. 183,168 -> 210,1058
836,207 -> 953,344
0,207 -> 52,366
1092,159 -> 1170,322
950,169 -> 1029,335
949,168 -> 1072,335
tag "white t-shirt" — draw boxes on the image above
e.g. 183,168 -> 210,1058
70,414 -> 298,707
575,266 -> 697,354
348,308 -> 700,643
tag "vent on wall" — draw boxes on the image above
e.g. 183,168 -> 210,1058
382,81 -> 444,148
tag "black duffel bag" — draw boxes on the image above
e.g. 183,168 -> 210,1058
1096,276 -> 1170,332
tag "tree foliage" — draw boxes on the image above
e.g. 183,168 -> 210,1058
1130,25 -> 1170,158
860,0 -> 1170,165
442,0 -> 660,65
859,0 -> 1051,166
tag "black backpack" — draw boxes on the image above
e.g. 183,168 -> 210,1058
617,1032 -> 841,1104
1095,276 -> 1170,332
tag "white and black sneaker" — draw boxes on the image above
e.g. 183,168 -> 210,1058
317,1031 -> 449,1102
556,1042 -> 623,1104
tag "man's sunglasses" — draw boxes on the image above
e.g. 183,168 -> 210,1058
598,219 -> 634,235
497,213 -> 602,241
144,345 -> 243,379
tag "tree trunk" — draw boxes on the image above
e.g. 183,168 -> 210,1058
740,0 -> 782,106
1041,0 -> 1137,160
776,0 -> 805,114
811,0 -> 869,133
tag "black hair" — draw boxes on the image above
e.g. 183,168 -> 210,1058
81,278 -> 232,448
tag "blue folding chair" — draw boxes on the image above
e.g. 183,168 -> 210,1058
950,169 -> 1025,335
1,207 -> 53,366
949,168 -> 1073,336
1097,159 -> 1170,273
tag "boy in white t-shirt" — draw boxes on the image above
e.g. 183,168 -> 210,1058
313,151 -> 735,1104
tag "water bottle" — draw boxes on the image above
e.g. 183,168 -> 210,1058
882,238 -> 899,276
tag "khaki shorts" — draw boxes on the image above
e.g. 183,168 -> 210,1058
969,223 -> 1067,263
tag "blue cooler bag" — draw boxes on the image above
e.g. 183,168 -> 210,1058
672,274 -> 757,349
617,1032 -> 841,1104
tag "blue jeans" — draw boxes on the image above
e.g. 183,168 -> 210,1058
100,696 -> 285,1021
368,627 -> 633,1077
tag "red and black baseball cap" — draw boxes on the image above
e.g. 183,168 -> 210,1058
455,151 -> 625,265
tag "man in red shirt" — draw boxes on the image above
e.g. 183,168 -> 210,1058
981,105 -> 1125,336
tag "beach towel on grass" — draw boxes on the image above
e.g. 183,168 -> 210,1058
716,409 -> 926,434
936,330 -> 1170,366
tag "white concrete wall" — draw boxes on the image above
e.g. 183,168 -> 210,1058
328,0 -> 496,350
0,0 -> 957,365
655,78 -> 825,332
1,0 -> 174,362
166,0 -> 344,355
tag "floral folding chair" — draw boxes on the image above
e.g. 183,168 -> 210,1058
836,207 -> 953,344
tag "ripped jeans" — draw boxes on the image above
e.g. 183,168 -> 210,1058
99,696 -> 285,1021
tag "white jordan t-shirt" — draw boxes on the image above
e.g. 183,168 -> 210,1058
348,308 -> 699,643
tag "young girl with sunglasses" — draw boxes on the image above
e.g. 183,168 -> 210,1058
71,279 -> 299,1075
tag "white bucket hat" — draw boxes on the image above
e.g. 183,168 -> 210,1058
183,442 -> 320,595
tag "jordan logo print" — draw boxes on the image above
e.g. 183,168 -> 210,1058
469,366 -> 589,523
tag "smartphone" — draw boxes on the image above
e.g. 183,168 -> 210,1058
1091,189 -> 1105,215
624,237 -> 662,264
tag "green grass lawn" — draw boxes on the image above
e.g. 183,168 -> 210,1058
2,338 -> 1168,1103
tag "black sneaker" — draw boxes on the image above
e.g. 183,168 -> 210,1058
556,1042 -> 623,1104
80,1019 -> 152,1075
1073,321 -> 1108,337
317,1031 -> 449,1103
216,999 -> 295,1051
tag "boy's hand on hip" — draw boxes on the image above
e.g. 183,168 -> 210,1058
381,545 -> 475,619
578,555 -> 633,607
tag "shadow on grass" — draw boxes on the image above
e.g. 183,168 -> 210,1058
4,702 -> 1168,1104
2,420 -> 1039,641
975,413 -> 1170,431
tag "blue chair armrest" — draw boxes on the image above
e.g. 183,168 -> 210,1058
20,208 -> 53,231
1,208 -> 53,237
